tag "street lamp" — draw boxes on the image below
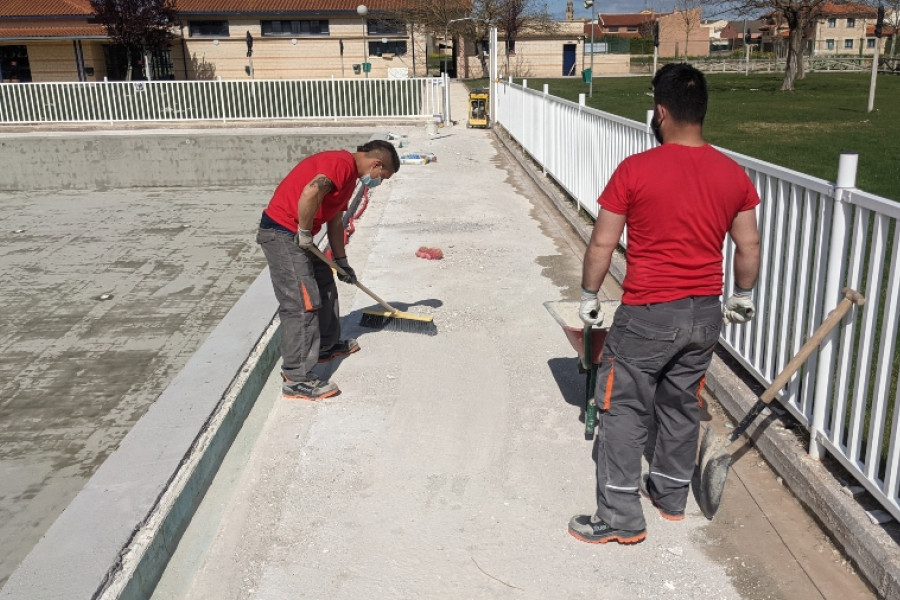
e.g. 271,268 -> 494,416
445,17 -> 477,77
584,0 -> 595,98
357,4 -> 368,78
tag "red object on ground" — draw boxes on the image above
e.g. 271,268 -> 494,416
416,247 -> 444,260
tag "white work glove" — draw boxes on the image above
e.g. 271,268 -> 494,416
334,257 -> 357,285
294,228 -> 313,250
579,288 -> 604,327
723,289 -> 755,325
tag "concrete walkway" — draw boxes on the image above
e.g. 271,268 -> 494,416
149,87 -> 876,599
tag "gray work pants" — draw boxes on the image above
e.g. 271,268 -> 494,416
256,228 -> 341,382
593,296 -> 722,531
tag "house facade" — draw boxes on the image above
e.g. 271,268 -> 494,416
0,0 -> 425,83
811,2 -> 882,55
758,2 -> 888,58
466,20 -> 627,78
178,0 -> 425,80
0,0 -> 109,82
590,10 -> 709,58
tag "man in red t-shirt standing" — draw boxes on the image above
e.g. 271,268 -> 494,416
568,64 -> 761,544
257,140 -> 400,401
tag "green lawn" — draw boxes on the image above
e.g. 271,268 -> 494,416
473,72 -> 900,201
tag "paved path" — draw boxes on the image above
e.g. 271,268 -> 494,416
150,88 -> 875,599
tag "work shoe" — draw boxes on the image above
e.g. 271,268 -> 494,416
640,475 -> 685,521
318,338 -> 360,363
568,515 -> 647,545
282,374 -> 339,401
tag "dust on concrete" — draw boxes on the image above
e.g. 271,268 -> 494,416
487,135 -> 588,302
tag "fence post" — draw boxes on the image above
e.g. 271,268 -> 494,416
645,108 -> 655,149
104,79 -> 114,125
331,75 -> 338,122
217,76 -> 226,123
542,83 -> 549,174
443,72 -> 450,123
809,152 -> 857,460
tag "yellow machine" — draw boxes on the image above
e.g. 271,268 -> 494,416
467,89 -> 490,129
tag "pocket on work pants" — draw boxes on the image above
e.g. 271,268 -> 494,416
610,315 -> 678,372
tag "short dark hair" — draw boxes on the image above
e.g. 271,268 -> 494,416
357,139 -> 400,172
652,63 -> 707,125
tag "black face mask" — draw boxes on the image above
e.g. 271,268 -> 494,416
650,113 -> 664,145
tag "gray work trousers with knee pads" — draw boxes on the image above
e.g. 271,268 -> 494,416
592,296 -> 722,531
257,228 -> 342,382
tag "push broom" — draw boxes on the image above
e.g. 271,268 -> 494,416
308,245 -> 437,336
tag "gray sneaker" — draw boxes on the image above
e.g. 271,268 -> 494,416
568,514 -> 647,544
282,374 -> 339,400
318,338 -> 360,363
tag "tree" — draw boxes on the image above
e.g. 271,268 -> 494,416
490,0 -> 557,76
673,2 -> 704,58
89,0 -> 179,81
387,0 -> 555,78
711,0 -> 827,90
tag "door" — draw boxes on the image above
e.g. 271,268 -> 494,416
562,43 -> 577,76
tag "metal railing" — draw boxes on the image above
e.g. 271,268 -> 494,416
0,76 -> 446,125
495,78 -> 900,521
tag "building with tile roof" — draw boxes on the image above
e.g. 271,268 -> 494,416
757,1 -> 888,57
0,0 -> 430,82
584,9 -> 709,58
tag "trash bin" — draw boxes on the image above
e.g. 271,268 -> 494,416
352,64 -> 361,74
581,68 -> 592,83
362,62 -> 371,73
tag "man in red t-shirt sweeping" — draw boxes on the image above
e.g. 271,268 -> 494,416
569,64 -> 761,544
257,140 -> 400,401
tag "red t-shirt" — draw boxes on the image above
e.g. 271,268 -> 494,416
599,144 -> 760,305
264,150 -> 358,235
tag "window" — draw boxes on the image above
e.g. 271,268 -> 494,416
367,19 -> 405,36
626,26 -> 638,32
826,38 -> 835,50
261,20 -> 329,36
608,26 -> 620,32
867,38 -> 876,49
846,18 -> 856,28
0,45 -> 31,82
506,39 -> 516,54
103,45 -> 174,80
844,38 -> 854,49
189,20 -> 229,37
368,40 -> 407,56
827,18 -> 836,28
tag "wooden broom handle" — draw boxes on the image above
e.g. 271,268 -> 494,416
306,245 -> 399,315
759,287 -> 865,405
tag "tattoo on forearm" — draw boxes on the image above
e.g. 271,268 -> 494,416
311,176 -> 334,193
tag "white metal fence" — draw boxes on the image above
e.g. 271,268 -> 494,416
495,78 -> 900,521
0,76 -> 445,125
